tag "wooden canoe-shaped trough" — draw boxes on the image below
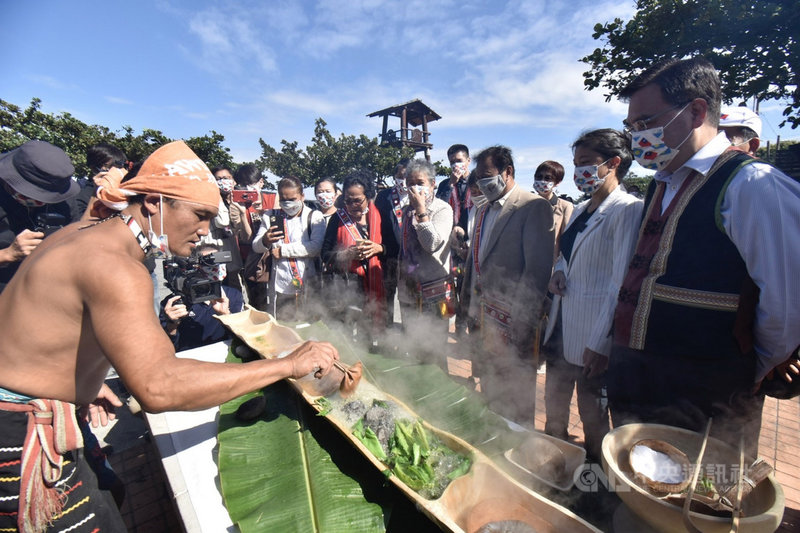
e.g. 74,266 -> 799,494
217,307 -> 602,533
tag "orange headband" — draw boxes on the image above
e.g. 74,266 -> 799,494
96,140 -> 220,212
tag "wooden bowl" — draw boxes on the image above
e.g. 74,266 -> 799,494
603,424 -> 784,533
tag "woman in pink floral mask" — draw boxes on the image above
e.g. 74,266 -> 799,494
314,177 -> 341,223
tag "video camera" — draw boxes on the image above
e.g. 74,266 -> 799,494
163,250 -> 232,305
35,213 -> 67,236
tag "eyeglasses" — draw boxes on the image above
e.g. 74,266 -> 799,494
344,196 -> 366,206
622,102 -> 687,134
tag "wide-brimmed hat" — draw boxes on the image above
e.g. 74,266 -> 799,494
0,140 -> 78,202
719,106 -> 762,138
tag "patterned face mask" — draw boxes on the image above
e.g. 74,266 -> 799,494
217,178 -> 234,194
532,180 -> 555,195
394,178 -> 408,195
410,184 -> 433,206
451,162 -> 467,178
201,262 -> 227,282
573,159 -> 611,195
630,103 -> 691,171
316,191 -> 335,209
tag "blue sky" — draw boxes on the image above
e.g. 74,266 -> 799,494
2,0 -> 797,198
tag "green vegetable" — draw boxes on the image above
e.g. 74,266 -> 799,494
352,419 -> 388,461
447,456 -> 472,480
315,397 -> 333,417
353,412 -> 471,499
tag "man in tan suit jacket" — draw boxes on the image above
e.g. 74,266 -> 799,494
461,146 -> 554,425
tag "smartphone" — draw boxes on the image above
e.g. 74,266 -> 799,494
269,213 -> 285,236
232,190 -> 259,204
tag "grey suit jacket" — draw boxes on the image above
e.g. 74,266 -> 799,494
461,185 -> 555,349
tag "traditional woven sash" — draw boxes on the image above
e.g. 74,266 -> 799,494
390,187 -> 404,230
449,183 -> 471,226
0,399 -> 83,533
335,205 -> 385,328
279,210 -> 303,291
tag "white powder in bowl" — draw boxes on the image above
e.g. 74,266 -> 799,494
630,444 -> 686,484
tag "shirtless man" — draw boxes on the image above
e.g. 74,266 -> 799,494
0,141 -> 337,532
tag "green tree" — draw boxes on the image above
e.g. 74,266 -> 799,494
257,118 -> 415,189
1,98 -> 116,176
581,0 -> 800,128
622,173 -> 653,197
1,97 -> 237,177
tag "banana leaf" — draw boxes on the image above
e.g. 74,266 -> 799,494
218,348 -> 442,533
296,323 -> 526,457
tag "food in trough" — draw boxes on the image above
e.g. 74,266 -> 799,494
351,399 -> 472,500
628,439 -> 691,493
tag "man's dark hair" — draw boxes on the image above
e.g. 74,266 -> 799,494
210,166 -> 233,176
314,176 -> 339,194
278,175 -> 303,193
342,168 -> 376,200
447,144 -> 469,160
475,146 -> 514,177
86,143 -> 126,174
466,169 -> 478,188
535,161 -> 565,185
619,56 -> 722,127
395,158 -> 412,174
233,164 -> 262,187
572,129 -> 634,180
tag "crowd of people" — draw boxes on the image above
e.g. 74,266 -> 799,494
0,55 -> 798,532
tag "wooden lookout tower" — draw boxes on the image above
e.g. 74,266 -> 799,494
367,99 -> 441,161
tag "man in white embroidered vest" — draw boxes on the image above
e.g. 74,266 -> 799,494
608,56 -> 800,458
0,141 -> 338,532
460,145 -> 554,426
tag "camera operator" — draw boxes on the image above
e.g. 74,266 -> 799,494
160,243 -> 244,351
0,140 -> 77,292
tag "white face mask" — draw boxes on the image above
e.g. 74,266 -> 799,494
533,180 -> 555,195
315,191 -> 335,209
472,195 -> 488,208
573,159 -> 611,195
280,199 -> 303,217
478,174 -> 506,202
631,103 -> 692,171
147,195 -> 171,259
410,184 -> 433,206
